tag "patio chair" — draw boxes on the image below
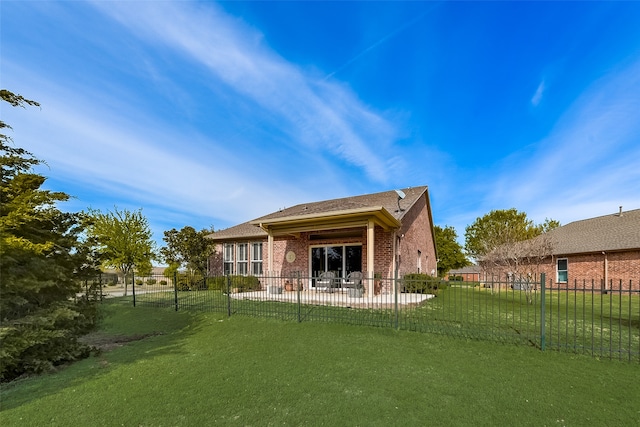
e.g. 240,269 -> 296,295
345,271 -> 363,289
317,271 -> 336,292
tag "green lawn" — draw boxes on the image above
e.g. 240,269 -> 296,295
132,285 -> 640,360
2,302 -> 639,426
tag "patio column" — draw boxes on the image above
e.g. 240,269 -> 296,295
367,219 -> 375,297
267,231 -> 274,273
267,231 -> 274,290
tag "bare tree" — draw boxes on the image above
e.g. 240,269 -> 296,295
482,233 -> 555,303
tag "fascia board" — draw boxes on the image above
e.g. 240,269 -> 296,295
251,207 -> 400,234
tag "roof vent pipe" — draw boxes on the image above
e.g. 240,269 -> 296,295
619,206 -> 623,216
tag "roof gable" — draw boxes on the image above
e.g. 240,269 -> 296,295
208,186 -> 429,241
252,186 -> 428,224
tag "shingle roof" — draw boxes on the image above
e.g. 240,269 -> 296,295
253,186 -> 427,223
208,186 -> 429,241
547,208 -> 640,255
449,265 -> 482,275
207,221 -> 267,241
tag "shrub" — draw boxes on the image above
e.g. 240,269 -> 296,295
402,273 -> 447,294
209,275 -> 261,292
448,275 -> 464,282
209,276 -> 226,291
231,275 -> 261,292
174,273 -> 210,291
160,280 -> 168,286
146,279 -> 157,286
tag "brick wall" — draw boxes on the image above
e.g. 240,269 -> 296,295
497,250 -> 640,291
396,195 -> 437,277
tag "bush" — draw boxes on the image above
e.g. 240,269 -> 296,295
209,276 -> 226,291
209,275 -> 261,292
135,279 -> 144,286
146,279 -> 157,286
160,280 -> 167,286
231,275 -> 261,292
402,273 -> 447,294
174,273 -> 209,291
448,275 -> 464,281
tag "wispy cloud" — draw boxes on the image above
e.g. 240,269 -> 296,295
531,80 -> 545,106
1,63 -> 285,223
487,56 -> 640,224
2,1 -> 416,237
89,0 -> 400,183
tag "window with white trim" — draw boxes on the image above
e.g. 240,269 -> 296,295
557,258 -> 568,283
223,244 -> 234,275
237,243 -> 248,275
251,242 -> 263,275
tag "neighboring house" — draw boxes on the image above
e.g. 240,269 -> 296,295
541,207 -> 639,290
485,207 -> 639,290
102,266 -> 168,282
447,265 -> 482,282
207,186 -> 437,294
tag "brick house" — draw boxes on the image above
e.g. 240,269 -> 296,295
538,207 -> 640,290
447,265 -> 482,282
207,186 -> 437,294
485,208 -> 640,290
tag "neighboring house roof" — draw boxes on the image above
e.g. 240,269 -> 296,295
151,266 -> 167,275
547,208 -> 640,255
101,266 -> 167,275
449,265 -> 482,275
208,186 -> 430,241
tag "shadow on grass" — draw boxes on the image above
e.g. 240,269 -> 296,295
0,300 -> 213,411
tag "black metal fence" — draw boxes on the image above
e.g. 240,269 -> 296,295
84,272 -> 640,362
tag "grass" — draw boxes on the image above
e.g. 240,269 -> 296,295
1,301 -> 639,426
131,284 -> 640,360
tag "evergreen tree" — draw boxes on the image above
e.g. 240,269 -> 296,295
1,90 -> 99,382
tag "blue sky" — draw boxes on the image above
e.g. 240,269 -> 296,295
2,1 -> 639,248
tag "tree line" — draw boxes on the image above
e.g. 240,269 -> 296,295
435,209 -> 560,278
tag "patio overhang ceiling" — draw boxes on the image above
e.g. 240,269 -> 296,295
251,206 -> 401,237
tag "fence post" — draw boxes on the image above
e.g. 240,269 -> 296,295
394,272 -> 399,330
132,272 -> 136,307
173,271 -> 179,311
540,273 -> 546,351
226,275 -> 232,317
297,271 -> 302,323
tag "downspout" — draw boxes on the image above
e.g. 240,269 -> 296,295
393,232 -> 401,295
602,251 -> 608,293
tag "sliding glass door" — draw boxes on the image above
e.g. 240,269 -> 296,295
311,245 -> 362,287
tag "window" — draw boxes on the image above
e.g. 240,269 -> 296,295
237,243 -> 248,275
417,250 -> 422,273
223,244 -> 234,275
251,243 -> 263,275
557,258 -> 568,283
